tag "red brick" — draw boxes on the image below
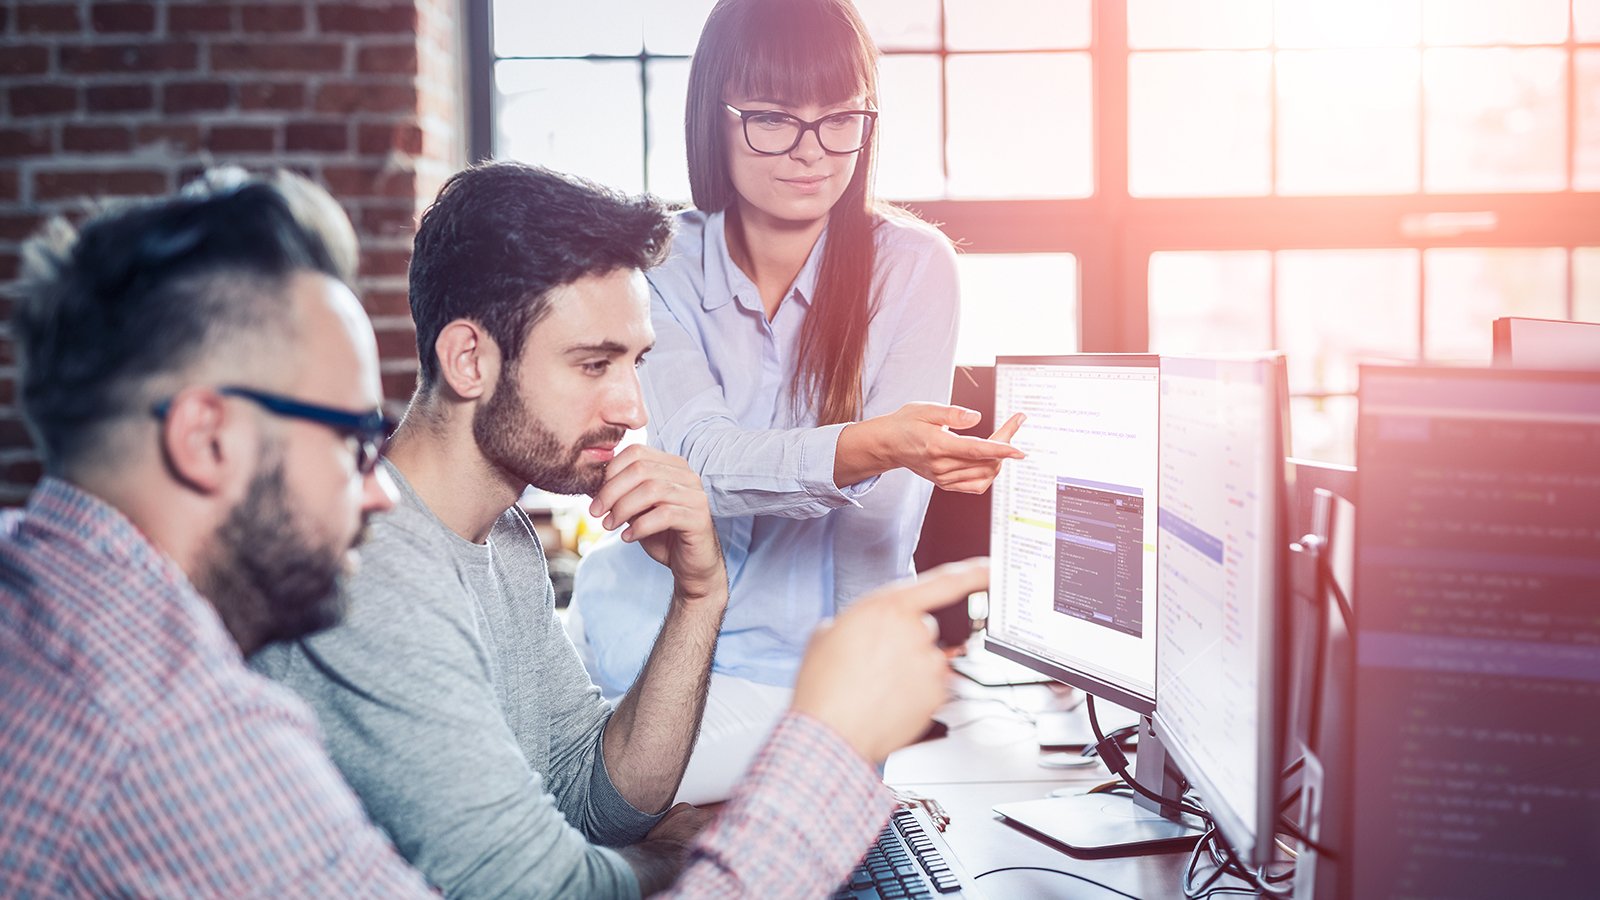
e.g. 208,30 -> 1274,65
357,122 -> 424,156
34,169 -> 170,201
0,253 -> 17,282
163,80 -> 232,114
0,213 -> 45,243
91,3 -> 157,33
315,83 -> 414,115
206,125 -> 277,154
285,120 -> 348,153
360,247 -> 413,279
135,123 -> 202,153
0,418 -> 34,448
0,127 -> 52,158
359,203 -> 419,237
60,42 -> 198,74
16,4 -> 83,32
241,4 -> 306,32
85,83 -> 155,113
318,3 -> 417,34
168,4 -> 234,33
0,47 -> 49,76
0,171 -> 20,203
324,165 -> 417,200
210,42 -> 345,74
381,368 -> 419,402
62,124 -> 133,153
239,82 -> 306,111
357,44 -> 418,76
374,325 -> 418,359
9,85 -> 77,118
362,288 -> 414,318
2,459 -> 44,485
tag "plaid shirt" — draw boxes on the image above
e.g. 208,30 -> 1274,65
0,478 -> 432,898
664,712 -> 896,898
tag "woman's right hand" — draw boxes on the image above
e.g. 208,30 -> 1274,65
836,402 -> 1025,493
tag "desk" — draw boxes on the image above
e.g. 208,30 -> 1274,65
884,679 -> 1210,899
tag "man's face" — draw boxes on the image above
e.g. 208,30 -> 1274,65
474,267 -> 653,496
202,273 -> 397,649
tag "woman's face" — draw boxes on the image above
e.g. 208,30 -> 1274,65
722,92 -> 867,231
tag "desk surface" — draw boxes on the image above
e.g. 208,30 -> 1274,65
884,679 -> 1230,899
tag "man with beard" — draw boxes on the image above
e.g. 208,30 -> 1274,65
0,169 -> 435,895
252,162 -> 975,898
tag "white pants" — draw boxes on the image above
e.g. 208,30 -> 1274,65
564,603 -> 792,806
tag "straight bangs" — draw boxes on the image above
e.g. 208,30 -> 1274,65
722,2 -> 876,108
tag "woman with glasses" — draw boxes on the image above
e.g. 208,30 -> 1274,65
569,0 -> 1023,803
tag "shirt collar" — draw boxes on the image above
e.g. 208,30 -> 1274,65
702,210 -> 829,314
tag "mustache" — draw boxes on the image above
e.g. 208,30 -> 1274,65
576,428 -> 627,452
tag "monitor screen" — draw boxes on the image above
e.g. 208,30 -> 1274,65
1492,316 -> 1600,369
986,355 -> 1161,713
1152,355 -> 1291,867
1349,366 -> 1600,898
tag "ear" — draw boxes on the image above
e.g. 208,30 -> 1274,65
435,318 -> 500,401
158,388 -> 241,496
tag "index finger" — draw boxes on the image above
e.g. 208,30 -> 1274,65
946,434 -> 1027,461
883,559 -> 991,615
989,412 -> 1025,443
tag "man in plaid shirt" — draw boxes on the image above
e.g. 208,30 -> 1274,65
0,168 -> 985,897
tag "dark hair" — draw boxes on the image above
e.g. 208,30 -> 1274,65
407,161 -> 674,389
686,0 -> 882,425
10,168 -> 359,473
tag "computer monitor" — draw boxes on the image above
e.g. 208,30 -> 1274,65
986,355 -> 1203,856
1347,365 -> 1600,898
986,355 -> 1161,714
1491,316 -> 1600,369
1152,354 -> 1294,867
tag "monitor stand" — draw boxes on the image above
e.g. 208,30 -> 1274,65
994,716 -> 1204,857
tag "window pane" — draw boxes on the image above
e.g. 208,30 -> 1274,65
1575,51 -> 1600,190
1129,0 -> 1272,49
1579,0 -> 1600,42
645,60 -> 691,201
1291,396 -> 1357,464
946,0 -> 1091,51
1274,0 -> 1420,49
493,0 -> 643,57
1576,248 -> 1600,321
953,253 -> 1078,364
876,55 -> 945,200
1277,50 -> 1420,194
1424,48 -> 1566,193
1278,249 -> 1418,396
1147,251 -> 1272,353
856,0 -> 941,51
497,60 -> 644,194
644,0 -> 717,54
946,54 -> 1093,199
1130,52 -> 1271,197
1422,0 -> 1568,46
1424,248 -> 1567,362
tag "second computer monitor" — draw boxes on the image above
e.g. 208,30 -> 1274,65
986,354 -> 1161,714
1153,354 -> 1293,867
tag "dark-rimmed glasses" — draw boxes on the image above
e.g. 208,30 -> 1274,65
153,386 -> 394,475
724,104 -> 878,156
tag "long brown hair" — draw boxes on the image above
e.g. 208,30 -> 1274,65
685,0 -> 881,425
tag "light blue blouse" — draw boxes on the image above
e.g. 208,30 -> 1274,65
571,209 -> 959,691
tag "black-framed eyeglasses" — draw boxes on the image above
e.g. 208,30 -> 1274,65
153,386 -> 394,475
724,104 -> 878,156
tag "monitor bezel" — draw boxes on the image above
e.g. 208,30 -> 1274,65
984,352 -> 1162,717
1149,353 -> 1294,868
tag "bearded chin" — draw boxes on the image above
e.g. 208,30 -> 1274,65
472,367 -> 613,496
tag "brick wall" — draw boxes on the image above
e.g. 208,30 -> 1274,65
0,0 -> 463,503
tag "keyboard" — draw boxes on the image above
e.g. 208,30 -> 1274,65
832,806 -> 981,899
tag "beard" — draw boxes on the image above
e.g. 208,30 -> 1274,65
198,449 -> 357,654
473,366 -> 623,496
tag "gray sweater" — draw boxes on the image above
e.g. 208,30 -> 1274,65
252,462 -> 660,898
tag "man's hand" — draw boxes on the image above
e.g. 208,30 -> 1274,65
791,559 -> 990,763
836,403 -> 1025,493
617,803 -> 716,896
589,445 -> 726,606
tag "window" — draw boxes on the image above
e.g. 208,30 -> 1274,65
473,0 -> 1600,463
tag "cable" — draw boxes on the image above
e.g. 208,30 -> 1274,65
972,865 -> 1146,899
1086,695 -> 1211,822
